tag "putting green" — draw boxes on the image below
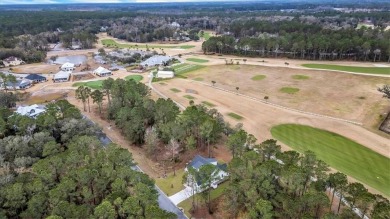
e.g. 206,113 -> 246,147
271,124 -> 390,196
302,64 -> 390,75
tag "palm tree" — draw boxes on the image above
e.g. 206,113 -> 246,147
211,80 -> 216,86
75,86 -> 89,112
91,90 -> 104,114
373,49 -> 381,62
7,75 -> 17,91
0,72 -> 8,92
236,87 -> 239,93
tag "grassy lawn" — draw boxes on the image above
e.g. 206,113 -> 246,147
170,88 -> 181,93
271,124 -> 390,197
193,77 -> 204,81
73,75 -> 143,89
292,75 -> 310,80
227,112 -> 243,120
102,39 -> 194,49
155,169 -> 185,197
251,75 -> 266,81
280,87 -> 300,94
73,80 -> 104,89
124,75 -> 143,82
178,182 -> 229,217
184,95 -> 196,100
202,101 -> 216,107
198,31 -> 211,40
302,64 -> 390,75
173,63 -> 205,75
186,58 -> 209,63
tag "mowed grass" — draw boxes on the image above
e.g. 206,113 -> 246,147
178,182 -> 229,217
201,101 -> 216,107
280,87 -> 300,94
193,77 -> 204,81
227,112 -> 243,120
302,64 -> 390,75
183,95 -> 196,100
172,63 -> 205,75
170,88 -> 181,93
251,75 -> 266,81
102,39 -> 195,49
155,169 -> 185,196
73,75 -> 143,89
292,75 -> 310,80
186,58 -> 209,63
271,124 -> 390,197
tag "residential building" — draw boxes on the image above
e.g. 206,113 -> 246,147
61,62 -> 75,72
185,155 -> 228,190
15,104 -> 46,118
53,71 -> 71,82
93,66 -> 112,77
25,74 -> 47,83
3,56 -> 24,67
2,79 -> 31,90
140,55 -> 172,68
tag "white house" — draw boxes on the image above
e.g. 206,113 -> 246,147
3,56 -> 24,67
156,70 -> 174,79
185,155 -> 228,191
93,66 -> 112,77
2,79 -> 31,90
61,62 -> 75,72
53,71 -> 70,82
15,104 -> 46,118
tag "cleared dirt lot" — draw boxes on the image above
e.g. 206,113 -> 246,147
183,65 -> 390,126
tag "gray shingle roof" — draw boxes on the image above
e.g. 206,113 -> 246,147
188,155 -> 217,169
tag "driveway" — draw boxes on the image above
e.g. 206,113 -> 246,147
169,186 -> 197,205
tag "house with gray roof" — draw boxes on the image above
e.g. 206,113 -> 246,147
184,155 -> 228,190
140,55 -> 172,68
25,74 -> 47,83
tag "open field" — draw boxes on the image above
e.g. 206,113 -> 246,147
73,75 -> 143,89
271,124 -> 390,196
186,58 -> 209,63
302,64 -> 390,75
101,39 -> 195,49
181,64 -> 390,124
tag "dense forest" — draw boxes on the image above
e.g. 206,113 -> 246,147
0,98 -> 175,218
202,20 -> 390,62
1,4 -> 390,63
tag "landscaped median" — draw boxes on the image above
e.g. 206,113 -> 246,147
302,63 -> 390,75
271,124 -> 390,197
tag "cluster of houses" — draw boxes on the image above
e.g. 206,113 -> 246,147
0,72 -> 47,90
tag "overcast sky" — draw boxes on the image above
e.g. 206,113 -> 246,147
1,0 -> 252,4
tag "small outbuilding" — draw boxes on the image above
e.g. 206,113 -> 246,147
25,74 -> 47,83
61,62 -> 75,72
156,70 -> 174,79
93,66 -> 112,77
53,71 -> 71,82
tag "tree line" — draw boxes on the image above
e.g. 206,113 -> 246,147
202,20 -> 390,62
0,99 -> 176,218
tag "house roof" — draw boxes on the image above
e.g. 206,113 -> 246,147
25,74 -> 46,81
16,104 -> 46,117
61,62 -> 75,68
94,66 -> 111,74
4,56 -> 20,62
140,55 -> 172,67
5,79 -> 30,87
188,155 -> 217,170
54,71 -> 70,80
